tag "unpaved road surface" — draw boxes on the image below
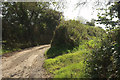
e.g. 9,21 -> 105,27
2,44 -> 51,78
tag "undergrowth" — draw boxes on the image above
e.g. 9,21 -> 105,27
0,48 -> 21,55
43,38 -> 101,78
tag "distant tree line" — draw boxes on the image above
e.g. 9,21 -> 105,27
86,19 -> 95,26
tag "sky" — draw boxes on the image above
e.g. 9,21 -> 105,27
63,0 -> 96,21
59,0 -> 113,29
61,0 -> 115,20
1,0 -> 116,29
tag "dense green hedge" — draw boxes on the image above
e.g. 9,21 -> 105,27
51,20 -> 105,47
46,20 -> 106,58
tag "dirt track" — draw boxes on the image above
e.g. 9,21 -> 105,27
2,44 -> 51,78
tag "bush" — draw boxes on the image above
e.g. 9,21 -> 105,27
51,20 -> 85,47
46,20 -> 105,58
51,20 -> 105,47
44,38 -> 102,78
87,30 -> 120,79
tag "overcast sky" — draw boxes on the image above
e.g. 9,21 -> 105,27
64,0 -> 110,21
63,0 -> 96,21
61,0 -> 116,20
1,0 -> 117,29
59,0 -> 115,29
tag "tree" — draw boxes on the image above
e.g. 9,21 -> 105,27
2,2 -> 62,50
86,19 -> 95,26
97,1 -> 120,30
87,1 -> 120,79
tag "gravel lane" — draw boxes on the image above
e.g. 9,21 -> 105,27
2,44 -> 51,78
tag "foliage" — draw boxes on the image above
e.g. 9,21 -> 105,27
87,1 -> 120,79
86,19 -> 95,26
86,22 -> 95,26
52,20 -> 105,47
2,2 -> 62,51
87,32 -> 120,78
97,1 -> 120,30
3,1 -> 120,79
54,62 -> 87,78
44,44 -> 89,78
45,45 -> 72,58
44,38 -> 102,78
46,20 -> 105,58
51,20 -> 83,47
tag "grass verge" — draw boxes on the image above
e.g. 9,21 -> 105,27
43,38 -> 101,78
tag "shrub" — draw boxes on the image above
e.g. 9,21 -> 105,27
87,30 -> 120,79
46,20 -> 105,58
